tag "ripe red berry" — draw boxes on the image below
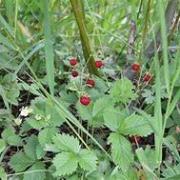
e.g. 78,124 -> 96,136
143,73 -> 152,82
86,79 -> 95,88
131,63 -> 141,72
95,60 -> 104,68
70,58 -> 78,66
80,96 -> 91,106
71,70 -> 79,77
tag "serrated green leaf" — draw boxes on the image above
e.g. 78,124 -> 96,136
103,108 -> 128,131
163,136 -> 180,162
92,96 -> 113,117
110,78 -> 137,104
0,74 -> 20,106
76,101 -> 92,120
53,152 -> 78,177
19,82 -> 41,96
36,144 -> 45,159
44,144 -> 59,152
68,175 -> 80,180
79,149 -> 97,171
136,147 -> 158,171
53,133 -> 80,153
162,163 -> 180,179
27,118 -> 49,130
24,135 -> 39,160
0,166 -> 7,180
0,139 -> 6,154
28,98 -> 65,130
0,109 -> 14,124
142,89 -> 155,104
23,162 -> 46,180
119,114 -> 153,137
108,133 -> 134,171
109,168 -> 138,180
2,127 -> 21,146
9,151 -> 34,172
38,127 -> 58,147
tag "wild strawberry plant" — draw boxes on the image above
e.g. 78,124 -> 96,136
0,0 -> 179,180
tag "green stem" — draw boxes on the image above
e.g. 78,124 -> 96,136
70,0 -> 99,76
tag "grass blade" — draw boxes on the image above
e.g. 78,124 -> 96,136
43,0 -> 55,95
157,0 -> 170,95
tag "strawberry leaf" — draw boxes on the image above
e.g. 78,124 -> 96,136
108,133 -> 134,171
103,108 -> 128,131
38,127 -> 58,147
9,151 -> 35,172
118,114 -> 154,137
92,96 -> 113,117
23,162 -> 46,180
52,133 -> 80,153
79,149 -> 97,171
110,78 -> 137,104
53,152 -> 78,177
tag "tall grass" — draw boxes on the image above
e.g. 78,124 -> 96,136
43,0 -> 55,95
157,0 -> 170,96
154,0 -> 179,170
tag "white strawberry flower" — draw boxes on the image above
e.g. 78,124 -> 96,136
20,106 -> 33,117
14,118 -> 22,126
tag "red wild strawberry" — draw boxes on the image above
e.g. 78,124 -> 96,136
71,70 -> 79,77
70,58 -> 78,66
95,60 -> 104,68
143,73 -> 152,82
86,79 -> 95,88
131,63 -> 141,72
80,95 -> 91,106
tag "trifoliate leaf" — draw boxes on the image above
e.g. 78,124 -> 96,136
119,114 -> 154,137
53,152 -> 78,177
108,133 -> 134,171
53,133 -> 80,153
110,78 -> 137,104
23,162 -> 46,180
9,151 -> 34,172
79,149 -> 97,171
